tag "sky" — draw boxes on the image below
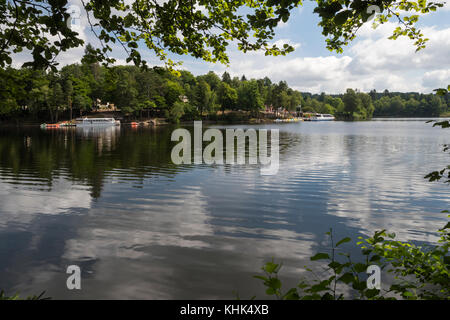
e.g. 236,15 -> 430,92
12,0 -> 450,94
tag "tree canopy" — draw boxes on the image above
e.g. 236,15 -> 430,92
1,60 -> 447,122
0,0 -> 445,71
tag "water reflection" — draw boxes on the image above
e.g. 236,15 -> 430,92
75,126 -> 121,154
0,120 -> 448,299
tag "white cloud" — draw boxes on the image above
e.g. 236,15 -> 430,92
272,38 -> 301,50
198,22 -> 450,93
423,69 -> 450,88
0,178 -> 92,227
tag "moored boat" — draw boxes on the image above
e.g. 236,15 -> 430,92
75,117 -> 120,127
310,113 -> 335,121
41,123 -> 60,129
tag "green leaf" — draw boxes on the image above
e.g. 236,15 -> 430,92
334,10 -> 352,25
266,287 -> 276,295
354,263 -> 367,273
283,288 -> 300,300
321,292 -> 334,300
267,278 -> 281,290
365,288 -> 380,299
352,280 -> 367,291
402,291 -> 414,298
338,273 -> 354,284
328,261 -> 341,270
310,253 -> 330,261
336,237 -> 351,247
263,262 -> 279,274
440,222 -> 450,230
309,280 -> 330,292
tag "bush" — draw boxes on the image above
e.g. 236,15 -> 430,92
254,218 -> 449,300
182,103 -> 200,121
0,290 -> 50,300
166,102 -> 186,123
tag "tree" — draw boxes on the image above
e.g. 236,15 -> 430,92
49,82 -> 64,122
217,82 -> 238,115
0,1 -> 443,71
64,80 -> 73,120
167,101 -> 185,123
237,80 -> 264,116
280,91 -> 291,110
194,80 -> 212,117
164,79 -> 184,108
289,91 -> 303,112
0,67 -> 23,117
342,88 -> 361,117
222,72 -> 232,85
29,73 -> 51,116
201,71 -> 221,92
0,64 -> 446,122
357,92 -> 374,119
389,96 -> 405,116
428,95 -> 443,116
271,81 -> 289,111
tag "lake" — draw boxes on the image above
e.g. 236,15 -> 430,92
0,119 -> 449,299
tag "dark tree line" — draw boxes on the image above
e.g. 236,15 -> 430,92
306,89 -> 449,119
1,52 -> 448,123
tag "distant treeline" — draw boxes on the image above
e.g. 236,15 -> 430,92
0,48 -> 448,122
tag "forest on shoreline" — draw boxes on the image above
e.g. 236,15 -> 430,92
1,49 -> 448,123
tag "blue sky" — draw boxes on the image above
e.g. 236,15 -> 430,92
12,1 -> 450,94
182,1 -> 450,94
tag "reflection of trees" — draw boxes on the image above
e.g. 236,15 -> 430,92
0,127 -> 181,198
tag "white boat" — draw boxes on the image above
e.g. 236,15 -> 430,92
310,113 -> 335,121
75,117 -> 120,127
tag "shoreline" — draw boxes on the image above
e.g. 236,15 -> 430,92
1,115 -> 448,128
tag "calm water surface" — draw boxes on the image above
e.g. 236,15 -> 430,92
0,119 -> 449,299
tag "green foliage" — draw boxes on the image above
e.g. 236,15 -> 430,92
434,85 -> 450,97
342,88 -> 360,115
255,222 -> 449,300
1,61 -> 447,123
194,80 -> 213,115
217,82 -> 238,115
182,103 -> 201,121
0,0 -> 301,71
167,101 -> 186,123
0,1 -> 444,71
255,113 -> 450,300
0,290 -> 50,300
333,89 -> 374,120
423,88 -> 450,183
373,92 -> 448,117
314,0 -> 444,53
237,80 -> 264,115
